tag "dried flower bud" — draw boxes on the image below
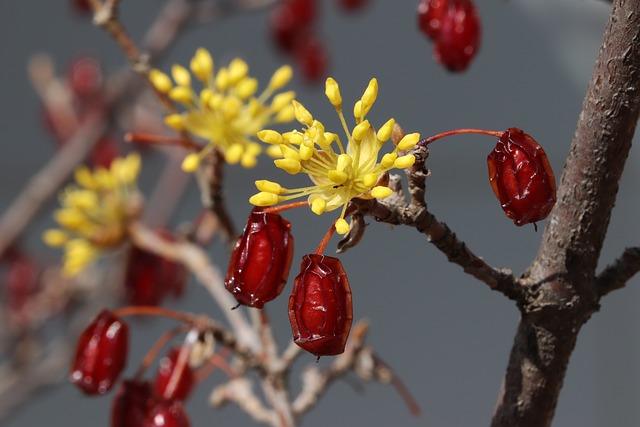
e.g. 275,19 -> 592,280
225,208 -> 294,308
288,254 -> 353,356
487,128 -> 556,226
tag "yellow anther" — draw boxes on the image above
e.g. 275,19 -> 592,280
215,67 -> 229,90
228,58 -> 249,84
381,152 -> 398,168
43,229 -> 69,247
352,120 -> 370,141
335,218 -> 350,235
149,69 -> 172,93
222,97 -> 242,120
292,100 -> 313,126
268,65 -> 293,91
353,100 -> 363,120
325,77 -> 342,111
236,77 -> 258,99
241,152 -> 258,168
54,209 -> 86,229
74,166 -> 98,190
225,144 -> 244,164
169,87 -> 192,104
328,170 -> 348,185
276,105 -> 295,123
397,133 -> 420,151
311,197 -> 327,215
299,144 -> 314,161
394,154 -> 416,169
377,118 -> 395,142
371,186 -> 393,199
280,144 -> 301,161
284,131 -> 304,145
255,180 -> 283,194
258,130 -> 284,145
171,64 -> 191,87
274,158 -> 302,174
181,153 -> 201,172
190,48 -> 213,82
361,78 -> 378,108
363,173 -> 378,188
266,145 -> 283,158
250,192 -> 281,206
271,91 -> 296,112
164,114 -> 184,131
336,153 -> 352,171
65,190 -> 99,211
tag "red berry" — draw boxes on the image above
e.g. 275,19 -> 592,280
417,0 -> 448,40
289,0 -> 317,26
67,56 -> 103,99
269,0 -> 317,52
125,230 -> 187,306
487,128 -> 556,226
111,380 -> 154,427
70,309 -> 129,395
433,0 -> 481,72
154,347 -> 194,401
70,0 -> 92,15
89,135 -> 121,168
288,254 -> 353,357
225,209 -> 294,308
3,252 -> 40,316
337,0 -> 369,12
296,37 -> 329,83
143,400 -> 191,427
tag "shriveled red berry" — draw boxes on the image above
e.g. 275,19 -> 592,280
154,347 -> 194,401
288,254 -> 353,356
296,37 -> 329,83
433,0 -> 481,72
70,309 -> 129,395
225,209 -> 294,308
338,0 -> 369,12
487,128 -> 556,226
417,0 -> 448,40
111,380 -> 154,427
143,400 -> 191,427
125,230 -> 187,306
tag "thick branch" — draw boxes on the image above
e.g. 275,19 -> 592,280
492,1 -> 640,426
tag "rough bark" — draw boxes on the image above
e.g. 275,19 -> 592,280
491,1 -> 640,426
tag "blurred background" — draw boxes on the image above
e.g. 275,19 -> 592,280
1,0 -> 639,426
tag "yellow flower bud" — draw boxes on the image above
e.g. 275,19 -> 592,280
397,133 -> 420,151
352,120 -> 370,141
257,129 -> 284,145
43,229 -> 69,247
311,197 -> 327,215
181,153 -> 201,172
335,218 -> 350,235
371,186 -> 393,199
394,154 -> 416,169
292,100 -> 313,126
255,180 -> 283,194
171,64 -> 191,87
377,118 -> 395,142
325,77 -> 342,111
249,192 -> 281,206
149,69 -> 172,93
274,158 -> 302,174
268,65 -> 293,91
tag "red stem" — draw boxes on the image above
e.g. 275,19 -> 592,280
314,221 -> 337,255
124,132 -> 201,150
134,325 -> 188,381
194,348 -> 237,381
262,200 -> 309,214
423,128 -> 503,145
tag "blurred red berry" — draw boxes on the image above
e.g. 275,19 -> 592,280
296,37 -> 329,83
288,254 -> 353,357
269,0 -> 317,52
89,135 -> 121,168
70,309 -> 129,395
225,208 -> 294,308
112,380 -> 154,427
154,347 -> 194,401
487,128 -> 556,226
143,400 -> 191,427
3,252 -> 40,317
67,56 -> 103,99
124,230 -> 187,306
70,0 -> 92,15
337,0 -> 369,12
289,0 -> 317,25
433,0 -> 481,72
417,0 -> 448,40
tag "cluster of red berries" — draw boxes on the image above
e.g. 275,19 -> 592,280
417,0 -> 481,72
70,310 -> 194,426
225,209 -> 353,357
269,0 -> 369,83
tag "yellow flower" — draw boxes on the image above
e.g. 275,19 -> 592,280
250,77 -> 420,234
149,48 -> 295,171
43,153 -> 142,276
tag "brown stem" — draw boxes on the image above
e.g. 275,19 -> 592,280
492,1 -> 640,425
597,247 -> 640,296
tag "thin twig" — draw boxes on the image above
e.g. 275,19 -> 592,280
597,247 -> 640,296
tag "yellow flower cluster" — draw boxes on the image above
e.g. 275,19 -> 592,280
149,48 -> 295,171
250,77 -> 420,234
43,153 -> 142,276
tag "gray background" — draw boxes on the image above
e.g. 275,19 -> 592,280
2,0 -> 640,426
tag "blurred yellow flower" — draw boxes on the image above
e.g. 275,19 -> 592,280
43,153 -> 142,276
149,48 -> 295,171
250,77 -> 420,234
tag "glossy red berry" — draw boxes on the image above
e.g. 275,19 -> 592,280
70,309 -> 129,395
433,0 -> 481,72
143,401 -> 191,427
111,380 -> 154,427
417,0 -> 448,40
487,128 -> 556,226
125,230 -> 187,306
225,209 -> 294,308
288,254 -> 353,356
154,347 -> 194,401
